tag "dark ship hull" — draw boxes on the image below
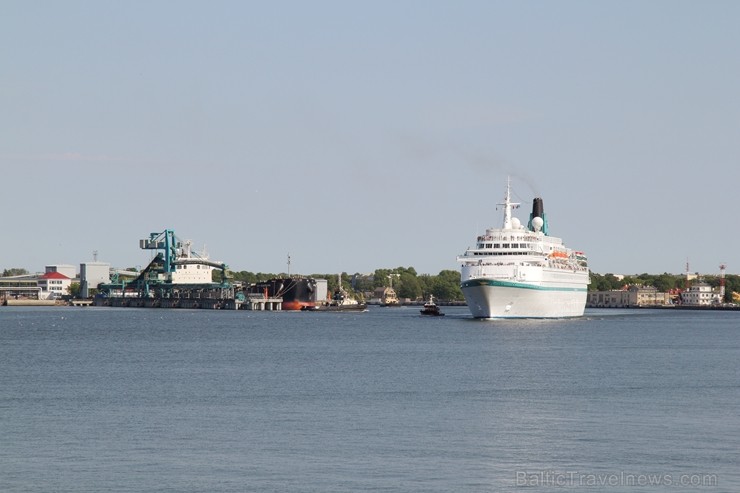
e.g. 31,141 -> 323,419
246,277 -> 317,311
420,306 -> 444,316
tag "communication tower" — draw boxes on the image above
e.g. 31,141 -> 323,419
684,258 -> 697,287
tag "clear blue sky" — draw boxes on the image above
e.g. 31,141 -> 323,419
2,1 -> 738,277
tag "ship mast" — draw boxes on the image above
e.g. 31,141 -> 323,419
498,176 -> 520,229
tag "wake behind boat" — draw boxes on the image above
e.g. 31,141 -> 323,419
457,179 -> 589,318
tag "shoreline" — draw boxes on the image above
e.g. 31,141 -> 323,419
588,304 -> 740,311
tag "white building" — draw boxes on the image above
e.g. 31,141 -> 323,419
681,282 -> 720,305
37,271 -> 72,299
80,262 -> 111,298
45,264 -> 76,279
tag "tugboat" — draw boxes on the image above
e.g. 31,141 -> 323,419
420,295 -> 444,316
380,273 -> 400,307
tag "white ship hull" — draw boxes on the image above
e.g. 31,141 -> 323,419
461,277 -> 587,318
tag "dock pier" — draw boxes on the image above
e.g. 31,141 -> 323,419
95,295 -> 280,311
69,299 -> 94,307
244,295 -> 283,311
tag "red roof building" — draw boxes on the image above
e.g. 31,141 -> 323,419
37,271 -> 72,298
39,271 -> 71,280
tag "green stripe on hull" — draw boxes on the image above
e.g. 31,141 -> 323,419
461,279 -> 587,292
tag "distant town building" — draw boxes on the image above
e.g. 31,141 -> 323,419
0,276 -> 41,301
37,271 -> 72,299
627,285 -> 671,306
45,264 -> 76,279
587,289 -> 631,308
587,285 -> 671,307
680,281 -> 720,305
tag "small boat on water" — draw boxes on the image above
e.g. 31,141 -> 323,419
380,274 -> 400,307
420,295 -> 444,316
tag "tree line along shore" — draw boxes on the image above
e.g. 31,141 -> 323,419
4,268 -> 739,304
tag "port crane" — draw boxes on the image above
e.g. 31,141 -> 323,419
98,229 -> 230,300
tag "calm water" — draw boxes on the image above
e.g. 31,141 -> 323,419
1,306 -> 738,492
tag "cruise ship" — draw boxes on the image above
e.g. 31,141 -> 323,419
457,179 -> 589,318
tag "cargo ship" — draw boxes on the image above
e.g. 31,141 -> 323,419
245,277 -> 321,311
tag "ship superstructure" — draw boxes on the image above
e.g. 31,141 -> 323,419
457,179 -> 589,318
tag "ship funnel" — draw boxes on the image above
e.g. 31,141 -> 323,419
528,197 -> 549,235
531,197 -> 544,219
